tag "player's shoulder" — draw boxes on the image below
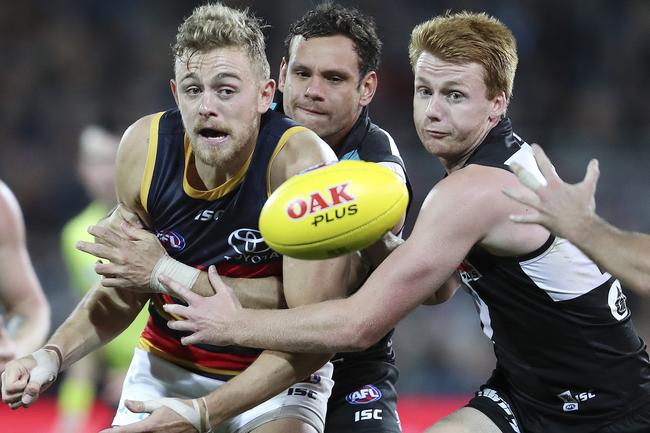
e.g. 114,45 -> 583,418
116,113 -> 162,211
0,181 -> 20,221
268,127 -> 337,191
121,113 -> 161,150
0,181 -> 24,243
116,112 -> 165,171
433,164 -> 517,213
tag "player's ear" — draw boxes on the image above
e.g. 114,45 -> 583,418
258,79 -> 276,113
278,57 -> 288,92
488,90 -> 507,122
170,79 -> 180,106
359,71 -> 378,107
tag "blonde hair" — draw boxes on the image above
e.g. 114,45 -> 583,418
409,11 -> 517,100
173,3 -> 270,79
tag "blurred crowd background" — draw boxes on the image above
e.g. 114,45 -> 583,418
2,0 -> 649,399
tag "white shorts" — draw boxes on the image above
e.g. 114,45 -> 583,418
112,348 -> 333,433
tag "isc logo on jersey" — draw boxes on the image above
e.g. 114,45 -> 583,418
345,384 -> 382,405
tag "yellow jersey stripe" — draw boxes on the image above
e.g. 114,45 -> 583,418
140,112 -> 165,213
266,126 -> 310,197
138,338 -> 242,377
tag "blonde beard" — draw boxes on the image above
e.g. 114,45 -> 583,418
191,142 -> 227,167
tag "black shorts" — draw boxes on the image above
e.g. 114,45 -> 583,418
325,361 -> 401,433
595,404 -> 650,433
466,386 -> 523,433
467,374 -> 650,433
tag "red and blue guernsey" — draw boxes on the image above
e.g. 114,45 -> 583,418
138,108 -> 307,380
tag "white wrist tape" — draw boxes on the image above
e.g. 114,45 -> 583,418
30,348 -> 59,386
150,254 -> 200,295
142,397 -> 213,432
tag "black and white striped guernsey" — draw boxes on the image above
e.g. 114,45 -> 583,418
459,118 -> 650,431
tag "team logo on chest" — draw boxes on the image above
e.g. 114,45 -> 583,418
224,228 -> 280,264
156,230 -> 186,252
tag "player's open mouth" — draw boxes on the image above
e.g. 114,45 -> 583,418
198,128 -> 229,144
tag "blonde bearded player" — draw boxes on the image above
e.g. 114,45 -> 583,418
1,4 -> 365,433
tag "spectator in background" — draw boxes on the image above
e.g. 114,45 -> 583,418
0,181 -> 50,372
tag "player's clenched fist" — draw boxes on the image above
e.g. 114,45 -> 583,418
1,346 -> 61,408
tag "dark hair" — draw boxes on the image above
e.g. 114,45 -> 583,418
285,2 -> 382,80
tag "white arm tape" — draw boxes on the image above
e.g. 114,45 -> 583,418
29,349 -> 59,386
142,397 -> 213,432
150,254 -> 201,295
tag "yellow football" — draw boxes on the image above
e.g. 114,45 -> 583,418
260,160 -> 408,260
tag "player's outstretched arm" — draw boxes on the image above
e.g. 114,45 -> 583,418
504,144 -> 650,294
164,169 -> 493,353
0,182 -> 50,370
1,115 -> 156,409
1,209 -> 149,409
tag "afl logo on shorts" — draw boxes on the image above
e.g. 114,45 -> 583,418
156,230 -> 186,252
346,384 -> 382,405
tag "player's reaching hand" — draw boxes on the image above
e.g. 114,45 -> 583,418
1,346 -> 60,408
163,266 -> 242,347
503,143 -> 600,241
76,219 -> 166,293
99,397 -> 212,433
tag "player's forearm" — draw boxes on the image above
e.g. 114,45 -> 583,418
8,298 -> 50,356
205,350 -> 331,425
422,273 -> 461,305
192,272 -> 285,309
225,299 -> 371,353
48,283 -> 147,370
572,215 -> 650,294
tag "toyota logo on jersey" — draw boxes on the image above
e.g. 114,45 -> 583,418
228,228 -> 271,254
345,384 -> 382,405
156,230 -> 186,252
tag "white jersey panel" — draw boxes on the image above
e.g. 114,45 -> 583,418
519,237 -> 612,302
